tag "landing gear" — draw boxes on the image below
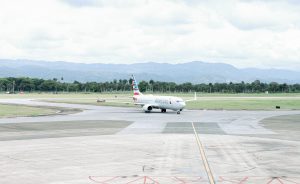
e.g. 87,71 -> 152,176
177,111 -> 181,114
161,109 -> 166,113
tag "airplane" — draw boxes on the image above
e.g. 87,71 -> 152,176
131,75 -> 196,114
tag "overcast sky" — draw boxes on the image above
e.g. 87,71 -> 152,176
0,0 -> 300,70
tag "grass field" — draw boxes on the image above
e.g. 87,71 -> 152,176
187,99 -> 300,110
41,97 -> 300,110
1,91 -> 300,99
1,92 -> 300,99
0,103 -> 82,118
0,104 -> 58,118
1,92 -> 300,110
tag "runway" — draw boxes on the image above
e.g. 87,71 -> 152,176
0,99 -> 299,183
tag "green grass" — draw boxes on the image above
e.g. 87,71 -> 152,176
40,94 -> 300,110
0,104 -> 58,118
1,92 -> 300,110
0,92 -> 112,99
1,92 -> 300,99
42,98 -> 135,108
186,99 -> 300,110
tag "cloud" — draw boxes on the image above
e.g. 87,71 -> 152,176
225,1 -> 300,31
0,0 -> 299,71
61,0 -> 146,8
61,0 -> 99,7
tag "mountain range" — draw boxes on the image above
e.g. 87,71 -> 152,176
0,59 -> 299,83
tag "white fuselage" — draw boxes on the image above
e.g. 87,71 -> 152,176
133,94 -> 186,111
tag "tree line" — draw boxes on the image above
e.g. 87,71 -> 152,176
0,77 -> 300,93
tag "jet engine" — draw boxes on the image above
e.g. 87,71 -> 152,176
142,104 -> 153,112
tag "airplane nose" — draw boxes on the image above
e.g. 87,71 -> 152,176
181,102 -> 186,108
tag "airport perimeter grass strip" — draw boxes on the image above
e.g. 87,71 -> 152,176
1,92 -> 300,99
192,122 -> 215,184
2,92 -> 300,110
40,98 -> 300,110
0,104 -> 81,118
186,99 -> 300,110
0,104 -> 56,118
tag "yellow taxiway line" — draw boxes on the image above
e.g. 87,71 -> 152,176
191,122 -> 215,184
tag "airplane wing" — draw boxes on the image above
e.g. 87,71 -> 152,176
185,92 -> 197,102
97,100 -> 153,108
97,99 -> 132,105
97,99 -> 148,106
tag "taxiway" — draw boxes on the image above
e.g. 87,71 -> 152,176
0,99 -> 299,183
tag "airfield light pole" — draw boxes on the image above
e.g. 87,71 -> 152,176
60,77 -> 65,93
61,77 -> 64,93
12,80 -> 15,94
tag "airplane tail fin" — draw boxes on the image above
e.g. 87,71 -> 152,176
131,75 -> 143,96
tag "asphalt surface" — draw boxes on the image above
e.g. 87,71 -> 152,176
0,98 -> 299,184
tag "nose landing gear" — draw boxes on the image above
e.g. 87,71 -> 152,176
161,109 -> 167,113
177,109 -> 183,114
